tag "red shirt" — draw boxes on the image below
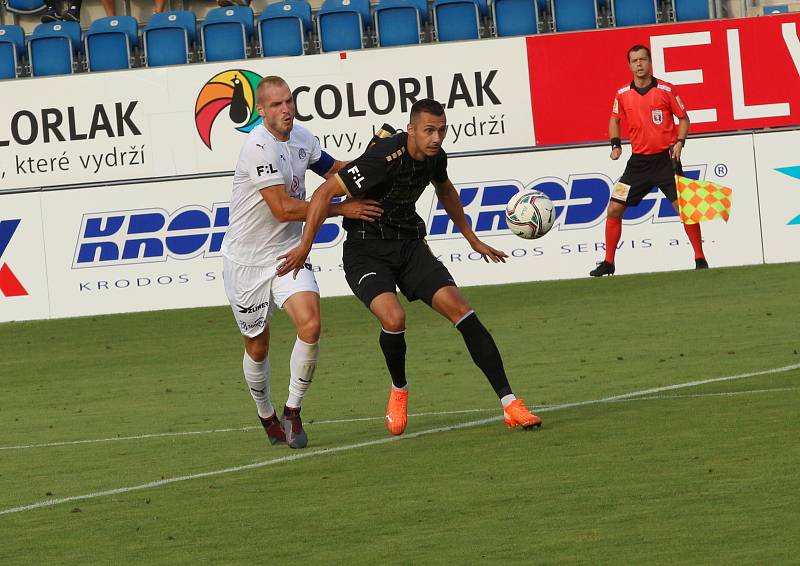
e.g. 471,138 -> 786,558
611,77 -> 686,155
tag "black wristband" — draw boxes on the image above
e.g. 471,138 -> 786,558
610,137 -> 621,149
676,138 -> 686,146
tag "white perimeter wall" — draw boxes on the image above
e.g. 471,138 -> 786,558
2,128 -> 799,322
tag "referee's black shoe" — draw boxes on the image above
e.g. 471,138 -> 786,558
695,258 -> 709,269
589,261 -> 615,277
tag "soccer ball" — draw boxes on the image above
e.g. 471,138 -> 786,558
505,190 -> 555,239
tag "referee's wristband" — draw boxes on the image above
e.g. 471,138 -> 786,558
610,137 -> 622,149
675,138 -> 686,146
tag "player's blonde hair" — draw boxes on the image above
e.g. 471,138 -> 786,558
256,76 -> 290,103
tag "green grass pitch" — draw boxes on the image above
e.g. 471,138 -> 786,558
1,263 -> 799,564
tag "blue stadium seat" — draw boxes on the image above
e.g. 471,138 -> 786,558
201,6 -> 254,62
85,16 -> 139,71
673,0 -> 709,21
259,1 -> 311,56
552,0 -> 597,31
264,0 -> 312,34
6,0 -> 45,15
0,26 -> 26,79
434,0 -> 480,42
143,11 -> 197,66
374,0 -> 422,46
28,22 -> 81,77
321,0 -> 371,26
493,0 -> 538,36
317,0 -> 368,52
409,0 -> 430,23
612,0 -> 657,26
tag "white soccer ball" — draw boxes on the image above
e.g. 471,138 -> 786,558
505,190 -> 555,240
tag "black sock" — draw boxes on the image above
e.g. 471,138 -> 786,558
456,312 -> 512,399
379,329 -> 407,389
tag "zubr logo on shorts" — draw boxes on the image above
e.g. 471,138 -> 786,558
775,166 -> 800,225
427,167 -> 705,239
0,219 -> 28,297
73,205 -> 229,268
195,70 -> 263,150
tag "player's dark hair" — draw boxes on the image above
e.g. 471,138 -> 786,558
627,44 -> 651,62
410,99 -> 445,122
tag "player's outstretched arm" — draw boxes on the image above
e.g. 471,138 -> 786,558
260,184 -> 308,222
261,183 -> 380,223
433,179 -> 507,264
276,177 -> 347,277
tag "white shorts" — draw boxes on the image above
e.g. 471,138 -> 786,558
223,257 -> 320,338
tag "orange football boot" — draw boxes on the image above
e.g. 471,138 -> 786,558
503,399 -> 542,430
385,389 -> 409,435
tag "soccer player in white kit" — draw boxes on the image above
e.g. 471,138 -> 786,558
222,76 -> 382,448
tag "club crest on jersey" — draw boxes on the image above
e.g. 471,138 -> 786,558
652,109 -> 663,125
298,148 -> 307,160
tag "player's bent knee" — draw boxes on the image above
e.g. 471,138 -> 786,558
245,339 -> 268,362
380,310 -> 406,332
297,318 -> 321,344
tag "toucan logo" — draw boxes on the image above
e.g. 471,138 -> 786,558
0,219 -> 28,298
195,69 -> 263,150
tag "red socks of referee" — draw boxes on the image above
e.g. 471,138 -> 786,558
604,217 -> 622,264
683,222 -> 705,260
603,216 -> 705,265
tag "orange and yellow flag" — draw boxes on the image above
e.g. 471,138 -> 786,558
676,176 -> 733,224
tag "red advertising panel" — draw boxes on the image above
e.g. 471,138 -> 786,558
527,14 -> 800,146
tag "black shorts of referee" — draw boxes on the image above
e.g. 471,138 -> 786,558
613,149 -> 683,207
343,238 -> 456,308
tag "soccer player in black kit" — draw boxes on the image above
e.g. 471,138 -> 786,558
277,99 -> 541,435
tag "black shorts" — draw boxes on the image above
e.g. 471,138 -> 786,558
342,238 -> 456,308
613,150 -> 683,207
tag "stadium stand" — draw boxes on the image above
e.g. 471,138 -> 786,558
84,15 -> 139,71
27,20 -> 81,76
0,0 -> 773,81
142,10 -> 197,66
493,0 -> 539,36
611,0 -> 658,26
258,0 -> 311,56
374,0 -> 423,46
552,0 -> 598,31
317,0 -> 369,52
672,0 -> 710,21
200,5 -> 254,61
433,0 -> 481,41
5,0 -> 46,15
0,24 -> 25,78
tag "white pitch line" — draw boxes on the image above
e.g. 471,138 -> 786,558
3,363 -> 800,452
1,362 -> 799,517
0,408 -> 497,452
610,386 -> 800,402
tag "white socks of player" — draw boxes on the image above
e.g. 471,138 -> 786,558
243,351 -> 274,419
500,394 -> 517,408
286,337 -> 319,409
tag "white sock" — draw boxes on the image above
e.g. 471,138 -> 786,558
286,337 -> 319,408
500,394 -> 517,408
392,384 -> 408,392
243,351 -> 273,419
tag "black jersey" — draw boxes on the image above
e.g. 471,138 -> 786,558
335,132 -> 448,240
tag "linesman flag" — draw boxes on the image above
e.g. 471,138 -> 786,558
676,176 -> 733,224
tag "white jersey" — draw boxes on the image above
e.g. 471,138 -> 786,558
222,123 -> 323,267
